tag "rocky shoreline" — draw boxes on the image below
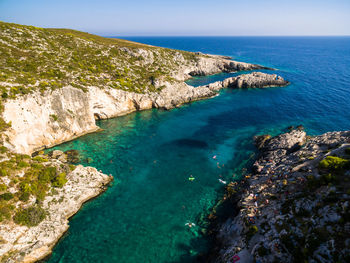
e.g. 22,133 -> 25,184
201,72 -> 289,91
0,150 -> 113,263
3,69 -> 288,155
208,128 -> 350,263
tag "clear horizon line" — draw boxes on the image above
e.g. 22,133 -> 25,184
104,35 -> 350,38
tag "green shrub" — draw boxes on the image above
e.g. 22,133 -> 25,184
0,183 -> 7,191
0,146 -> 7,154
0,168 -> 7,177
13,205 -> 46,227
49,114 -> 58,121
33,156 -> 48,162
0,192 -> 14,201
30,181 -> 49,201
31,162 -> 44,169
318,156 -> 349,171
1,92 -> 8,100
281,199 -> 293,214
19,192 -> 30,202
38,166 -> 57,183
17,160 -> 29,168
52,172 -> 67,188
0,203 -> 14,222
19,182 -> 32,193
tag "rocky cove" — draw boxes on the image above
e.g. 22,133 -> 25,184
1,23 -> 350,263
0,22 -> 292,262
0,67 -> 288,263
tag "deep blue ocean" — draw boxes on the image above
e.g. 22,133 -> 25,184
46,37 -> 350,263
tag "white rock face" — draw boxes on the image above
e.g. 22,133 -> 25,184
2,62 -> 286,155
0,164 -> 112,263
205,72 -> 289,91
3,86 -> 98,154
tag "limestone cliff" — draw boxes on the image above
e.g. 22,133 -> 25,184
3,72 -> 289,155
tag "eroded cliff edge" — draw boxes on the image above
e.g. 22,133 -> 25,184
210,129 -> 350,263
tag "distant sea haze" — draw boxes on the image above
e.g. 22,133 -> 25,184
47,36 -> 350,263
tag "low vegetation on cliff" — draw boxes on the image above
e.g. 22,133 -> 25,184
0,150 -> 73,226
0,21 -> 200,98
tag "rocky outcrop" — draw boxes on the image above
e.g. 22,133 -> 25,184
212,129 -> 350,263
186,55 -> 272,77
2,72 -> 288,155
204,72 -> 289,91
0,156 -> 112,263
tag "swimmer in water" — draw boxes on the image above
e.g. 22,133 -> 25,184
188,175 -> 195,181
218,179 -> 227,184
185,222 -> 196,228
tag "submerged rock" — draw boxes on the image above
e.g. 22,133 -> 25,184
64,149 -> 80,164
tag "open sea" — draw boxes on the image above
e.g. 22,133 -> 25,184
46,36 -> 350,263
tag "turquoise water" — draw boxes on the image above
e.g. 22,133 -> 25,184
47,37 -> 350,263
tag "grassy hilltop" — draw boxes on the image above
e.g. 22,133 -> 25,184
0,21 -> 199,98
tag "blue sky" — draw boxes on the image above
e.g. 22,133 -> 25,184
0,0 -> 349,36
